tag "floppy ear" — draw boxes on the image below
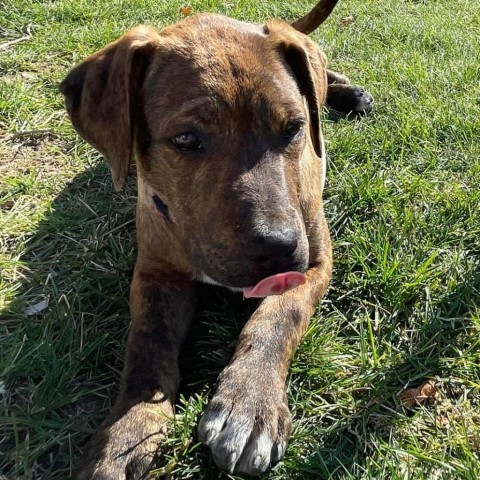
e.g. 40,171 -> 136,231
59,26 -> 160,191
269,22 -> 328,158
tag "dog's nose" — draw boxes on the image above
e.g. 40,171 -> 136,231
250,228 -> 298,267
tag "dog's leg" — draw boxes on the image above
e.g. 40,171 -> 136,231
198,220 -> 332,476
76,267 -> 196,480
327,68 -> 349,85
327,68 -> 374,113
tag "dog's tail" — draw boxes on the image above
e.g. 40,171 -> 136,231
291,0 -> 339,35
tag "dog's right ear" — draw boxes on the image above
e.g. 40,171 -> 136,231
59,26 -> 160,191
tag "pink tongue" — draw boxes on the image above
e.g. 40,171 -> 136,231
243,272 -> 306,298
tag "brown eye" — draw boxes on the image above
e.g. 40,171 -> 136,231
284,120 -> 303,137
171,132 -> 202,151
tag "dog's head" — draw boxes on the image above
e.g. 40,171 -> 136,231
60,13 -> 329,290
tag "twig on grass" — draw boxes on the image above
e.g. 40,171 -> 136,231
0,129 -> 54,142
0,24 -> 33,51
0,35 -> 31,51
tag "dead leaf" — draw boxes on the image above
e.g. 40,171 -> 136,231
24,298 -> 49,316
399,380 -> 439,408
436,415 -> 449,427
19,71 -> 37,81
339,15 -> 357,27
180,6 -> 193,17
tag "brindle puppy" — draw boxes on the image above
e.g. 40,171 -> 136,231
60,0 -> 373,477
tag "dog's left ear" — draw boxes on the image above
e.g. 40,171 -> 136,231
270,22 -> 328,158
59,26 -> 160,191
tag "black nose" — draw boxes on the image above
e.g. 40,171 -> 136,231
249,228 -> 298,268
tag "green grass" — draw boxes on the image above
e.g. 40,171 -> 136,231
1,0 -> 479,478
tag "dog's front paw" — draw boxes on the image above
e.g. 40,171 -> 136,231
198,367 -> 291,476
75,401 -> 172,480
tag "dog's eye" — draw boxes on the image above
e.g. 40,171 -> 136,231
171,132 -> 203,151
283,120 -> 303,138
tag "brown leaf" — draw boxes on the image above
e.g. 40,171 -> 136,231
399,380 -> 439,408
339,15 -> 356,27
180,6 -> 193,17
436,415 -> 449,427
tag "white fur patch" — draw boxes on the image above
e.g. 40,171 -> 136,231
356,95 -> 373,111
236,430 -> 274,475
198,408 -> 228,445
199,404 -> 283,475
198,273 -> 243,292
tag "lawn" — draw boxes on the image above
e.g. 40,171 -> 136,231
1,0 -> 479,478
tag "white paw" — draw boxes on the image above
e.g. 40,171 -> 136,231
198,385 -> 291,475
352,87 -> 374,112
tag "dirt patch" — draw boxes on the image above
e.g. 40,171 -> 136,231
0,135 -> 77,184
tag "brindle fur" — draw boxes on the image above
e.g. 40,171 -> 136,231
60,0 -> 372,477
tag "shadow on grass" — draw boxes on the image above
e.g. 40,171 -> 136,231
1,162 -> 135,477
0,162 -> 258,479
1,159 -> 477,479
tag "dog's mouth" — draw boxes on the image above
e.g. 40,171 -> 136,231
242,271 -> 306,298
150,195 -> 307,297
